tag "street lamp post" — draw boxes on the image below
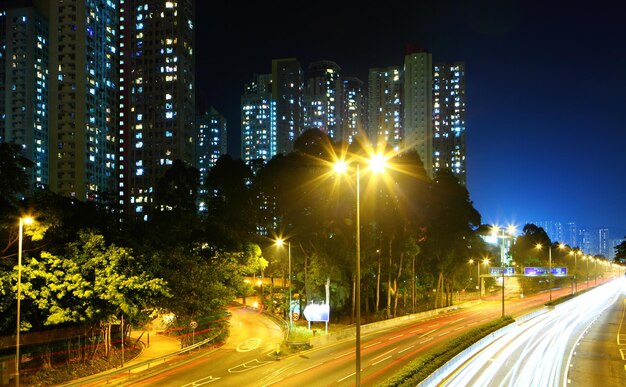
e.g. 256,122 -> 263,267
492,226 -> 515,317
586,255 -> 590,289
535,243 -> 553,302
16,216 -> 33,387
276,239 -> 292,333
335,154 -> 385,387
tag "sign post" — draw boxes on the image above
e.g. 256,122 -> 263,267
190,320 -> 198,346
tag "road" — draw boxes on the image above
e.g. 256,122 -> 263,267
567,279 -> 626,386
439,277 -> 626,387
125,280 -> 591,386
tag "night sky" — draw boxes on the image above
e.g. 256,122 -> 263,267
195,1 -> 626,236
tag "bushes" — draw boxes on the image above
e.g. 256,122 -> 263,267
379,316 -> 514,386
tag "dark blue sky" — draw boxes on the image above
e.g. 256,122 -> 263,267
195,1 -> 626,236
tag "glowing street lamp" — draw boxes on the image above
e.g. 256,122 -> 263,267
535,243 -> 553,302
334,153 -> 386,387
275,238 -> 292,333
16,216 -> 33,387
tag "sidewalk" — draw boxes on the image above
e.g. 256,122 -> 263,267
59,327 -> 182,386
124,329 -> 181,371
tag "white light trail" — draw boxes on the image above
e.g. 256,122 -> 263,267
441,278 -> 625,387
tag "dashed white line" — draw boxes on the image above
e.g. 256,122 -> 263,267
295,362 -> 323,375
398,345 -> 415,353
365,341 -> 381,348
418,328 -> 437,338
334,350 -> 354,359
388,334 -> 403,340
419,337 -> 434,344
337,372 -> 356,382
372,355 -> 392,366
373,348 -> 397,360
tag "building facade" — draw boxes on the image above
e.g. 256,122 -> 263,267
120,0 -> 196,219
303,60 -> 341,140
368,66 -> 402,150
241,73 -> 276,164
433,62 -> 466,184
48,0 -> 118,202
403,48 -> 432,176
341,76 -> 366,145
0,1 -> 49,189
272,58 -> 303,155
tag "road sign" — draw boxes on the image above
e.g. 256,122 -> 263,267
189,320 -> 198,329
489,267 -> 515,276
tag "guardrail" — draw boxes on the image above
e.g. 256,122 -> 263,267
60,332 -> 221,386
309,300 -> 483,348
417,307 -> 550,386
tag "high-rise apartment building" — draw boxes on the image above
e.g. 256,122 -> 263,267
433,62 -> 466,184
272,58 -> 303,155
197,106 -> 226,183
119,0 -> 196,219
368,66 -> 402,150
403,47 -> 432,176
304,60 -> 341,140
241,74 -> 275,164
48,0 -> 118,202
341,76 -> 366,145
0,1 -> 49,189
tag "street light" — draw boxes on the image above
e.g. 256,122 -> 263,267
16,216 -> 33,387
586,255 -> 591,289
480,257 -> 490,298
275,238 -> 292,334
492,225 -> 516,317
334,153 -> 386,387
535,243 -> 553,302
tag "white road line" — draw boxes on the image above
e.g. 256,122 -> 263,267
438,331 -> 451,337
294,362 -> 323,375
365,341 -> 381,349
373,348 -> 397,360
337,372 -> 356,382
398,345 -> 415,353
372,355 -> 392,366
418,328 -> 437,338
410,328 -> 422,334
334,350 -> 354,359
181,376 -> 221,386
451,318 -> 465,324
419,337 -> 434,344
388,334 -> 403,340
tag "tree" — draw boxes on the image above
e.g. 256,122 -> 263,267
16,231 -> 170,360
423,169 -> 481,308
614,239 -> 626,264
0,142 -> 34,209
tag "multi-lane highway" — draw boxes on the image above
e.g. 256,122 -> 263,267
123,280 -> 593,386
439,277 -> 626,387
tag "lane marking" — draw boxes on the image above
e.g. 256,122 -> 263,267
398,345 -> 415,354
373,348 -> 397,360
451,317 -> 465,324
182,376 -> 221,386
418,329 -> 437,338
236,338 -> 263,352
334,350 -> 354,359
372,355 -> 392,366
294,362 -> 323,375
338,372 -> 356,383
365,341 -> 381,349
438,331 -> 451,337
418,337 -> 434,344
388,334 -> 403,341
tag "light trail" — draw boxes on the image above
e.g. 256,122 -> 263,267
440,278 -> 625,387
